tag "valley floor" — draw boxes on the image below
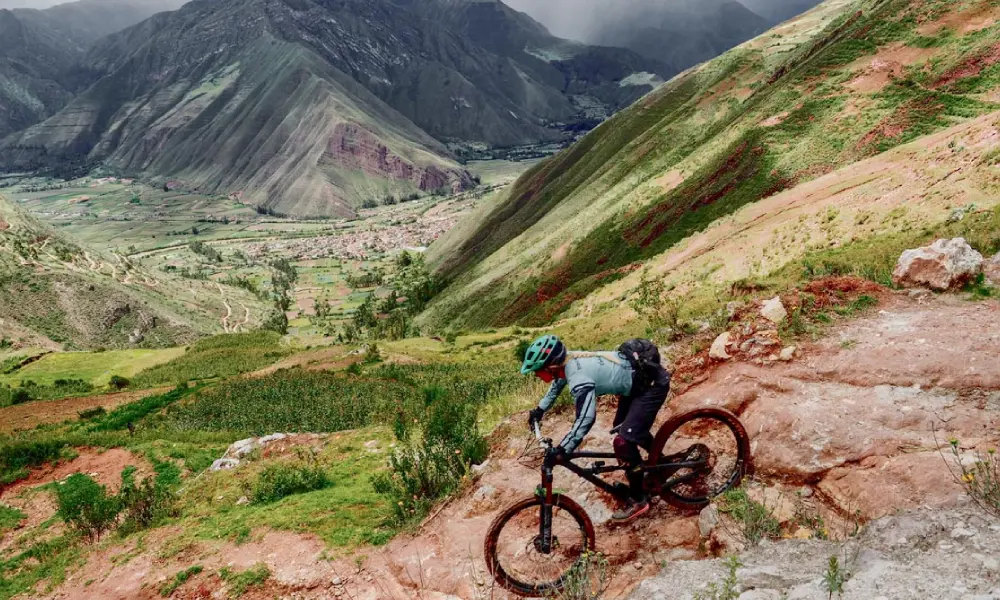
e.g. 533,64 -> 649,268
11,290 -> 998,599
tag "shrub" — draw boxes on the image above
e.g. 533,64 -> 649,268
77,407 -> 107,420
693,555 -> 742,600
108,375 -> 130,390
10,388 -> 32,405
373,385 -> 487,523
118,465 -> 174,534
363,343 -> 382,364
0,439 -> 67,483
550,551 -> 609,600
513,339 -> 530,364
54,474 -> 120,541
250,457 -> 331,504
717,485 -> 780,547
947,440 -> 1000,518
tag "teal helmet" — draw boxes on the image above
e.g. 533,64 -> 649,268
520,335 -> 566,375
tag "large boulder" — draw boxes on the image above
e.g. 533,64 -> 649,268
892,238 -> 983,290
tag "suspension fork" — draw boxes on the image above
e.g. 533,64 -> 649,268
537,463 -> 555,553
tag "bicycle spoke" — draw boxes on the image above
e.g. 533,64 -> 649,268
656,415 -> 742,503
493,504 -> 587,589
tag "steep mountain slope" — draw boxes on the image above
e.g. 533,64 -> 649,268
0,192 -> 262,350
0,0 -> 185,139
0,8 -> 80,139
0,0 -> 670,215
422,0 -> 1000,329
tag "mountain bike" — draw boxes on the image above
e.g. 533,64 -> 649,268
484,407 -> 751,597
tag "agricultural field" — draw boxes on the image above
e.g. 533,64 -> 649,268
0,348 -> 184,388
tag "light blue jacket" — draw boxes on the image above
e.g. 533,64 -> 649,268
537,351 -> 634,452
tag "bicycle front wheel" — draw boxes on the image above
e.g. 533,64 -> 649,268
648,407 -> 751,510
484,494 -> 596,597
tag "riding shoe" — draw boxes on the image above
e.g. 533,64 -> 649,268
611,498 -> 650,524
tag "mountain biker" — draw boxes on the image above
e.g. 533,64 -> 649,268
521,334 -> 671,524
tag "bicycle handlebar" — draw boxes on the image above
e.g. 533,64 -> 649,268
532,420 -> 552,450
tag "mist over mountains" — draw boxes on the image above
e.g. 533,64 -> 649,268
504,0 -> 822,72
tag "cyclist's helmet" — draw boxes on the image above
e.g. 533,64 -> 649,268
520,334 -> 567,375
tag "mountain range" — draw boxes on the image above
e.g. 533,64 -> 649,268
1,0 -> 680,215
0,0 -> 184,139
0,0 -> 825,216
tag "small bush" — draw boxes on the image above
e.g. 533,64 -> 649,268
250,457 -> 331,504
363,343 -> 382,364
77,407 -> 107,420
373,386 -> 487,523
108,375 -> 130,390
54,474 -> 120,542
10,388 -> 33,405
160,565 -> 203,597
219,563 -> 270,598
718,485 -> 780,547
549,551 -> 609,600
0,505 -> 25,531
822,555 -> 846,599
948,440 -> 1000,518
693,555 -> 742,600
118,465 -> 174,534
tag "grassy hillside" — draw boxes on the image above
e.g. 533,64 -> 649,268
0,192 -> 266,350
423,0 -> 1000,329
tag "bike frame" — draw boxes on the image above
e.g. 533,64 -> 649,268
532,423 -> 707,554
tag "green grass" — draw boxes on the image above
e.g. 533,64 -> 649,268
182,428 -> 393,547
0,535 -> 83,600
0,505 -> 25,532
219,563 -> 270,598
159,565 -> 203,597
0,349 -> 184,388
131,333 -> 289,388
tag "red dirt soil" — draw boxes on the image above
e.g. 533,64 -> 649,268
0,387 -> 169,433
934,42 -> 1000,89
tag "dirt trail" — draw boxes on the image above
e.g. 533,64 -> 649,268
217,283 -> 233,332
33,292 -> 1000,599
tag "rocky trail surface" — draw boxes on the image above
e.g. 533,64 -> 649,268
29,292 -> 1000,599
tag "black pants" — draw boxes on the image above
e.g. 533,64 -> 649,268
613,366 -> 671,500
613,366 -> 671,449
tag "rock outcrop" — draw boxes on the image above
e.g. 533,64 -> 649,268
892,237 -> 984,290
628,508 -> 1000,600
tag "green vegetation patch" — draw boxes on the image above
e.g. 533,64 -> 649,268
0,349 -> 184,389
131,332 -> 289,387
160,565 -> 203,597
0,505 -> 25,533
219,563 -> 270,598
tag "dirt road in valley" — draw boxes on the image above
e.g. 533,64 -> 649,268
30,293 -> 1000,599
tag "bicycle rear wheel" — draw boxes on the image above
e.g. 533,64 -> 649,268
484,494 -> 596,597
647,407 -> 751,510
